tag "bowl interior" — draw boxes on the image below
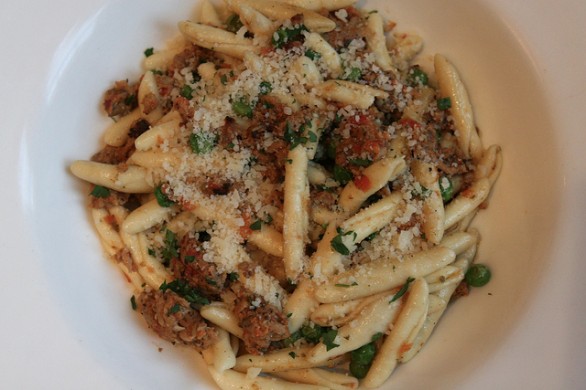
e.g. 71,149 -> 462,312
22,0 -> 560,388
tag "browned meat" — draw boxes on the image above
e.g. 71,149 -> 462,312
103,80 -> 138,118
88,187 -> 130,209
322,7 -> 366,50
332,109 -> 391,176
231,281 -> 289,355
169,235 -> 226,296
137,289 -> 217,350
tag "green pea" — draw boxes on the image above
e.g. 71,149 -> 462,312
351,343 -> 376,366
465,264 -> 492,287
349,360 -> 370,379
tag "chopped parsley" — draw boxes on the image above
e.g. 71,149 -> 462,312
228,272 -> 239,282
272,24 -> 308,48
333,165 -> 353,185
390,277 -> 415,303
330,229 -> 356,256
288,351 -> 297,359
284,121 -> 309,149
90,185 -> 111,198
159,279 -> 210,306
189,132 -> 216,154
161,229 -> 179,265
167,303 -> 182,315
344,67 -> 362,82
322,328 -> 340,351
180,84 -> 194,100
250,219 -> 263,231
130,295 -> 137,310
304,49 -> 321,61
144,47 -> 154,57
154,185 -> 174,207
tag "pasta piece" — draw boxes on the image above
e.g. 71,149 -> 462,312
424,265 -> 464,293
283,145 -> 310,280
435,54 -> 483,161
248,224 -> 284,257
389,33 -> 423,71
400,237 -> 478,363
208,366 -> 330,390
304,33 -> 343,78
225,1 -> 276,38
363,278 -> 429,388
199,0 -> 223,27
314,80 -> 388,110
104,109 -> 142,147
121,198 -> 175,234
310,293 -> 386,327
290,56 -> 323,88
475,144 -> 503,186
143,46 -> 185,71
234,346 -> 331,372
308,292 -> 402,362
443,178 -> 490,230
69,161 -> 153,193
178,21 -> 259,58
231,0 -> 336,33
205,327 -> 237,372
272,368 -> 359,390
91,208 -> 144,289
315,246 -> 455,303
200,302 -> 244,338
138,71 -> 164,123
127,150 -> 180,169
134,119 -> 180,151
411,159 -> 444,244
338,156 -> 406,215
365,11 -> 395,72
439,230 -> 478,255
272,0 -> 356,11
284,278 -> 317,332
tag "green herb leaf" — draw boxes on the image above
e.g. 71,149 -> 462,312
90,185 -> 111,198
272,24 -> 308,48
349,157 -> 372,167
301,324 -> 324,344
184,255 -> 195,263
144,47 -> 154,57
304,49 -> 321,61
345,67 -> 362,82
333,165 -> 353,185
167,303 -> 182,315
154,185 -> 174,207
250,219 -> 263,231
331,234 -> 350,255
189,132 -> 216,154
220,74 -> 228,85
161,229 -> 179,265
390,277 -> 415,303
228,272 -> 240,282
288,351 -> 297,359
130,295 -> 137,310
160,279 -> 210,306
322,328 -> 339,351
180,84 -> 193,99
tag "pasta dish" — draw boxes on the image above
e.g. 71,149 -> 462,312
70,0 -> 502,388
